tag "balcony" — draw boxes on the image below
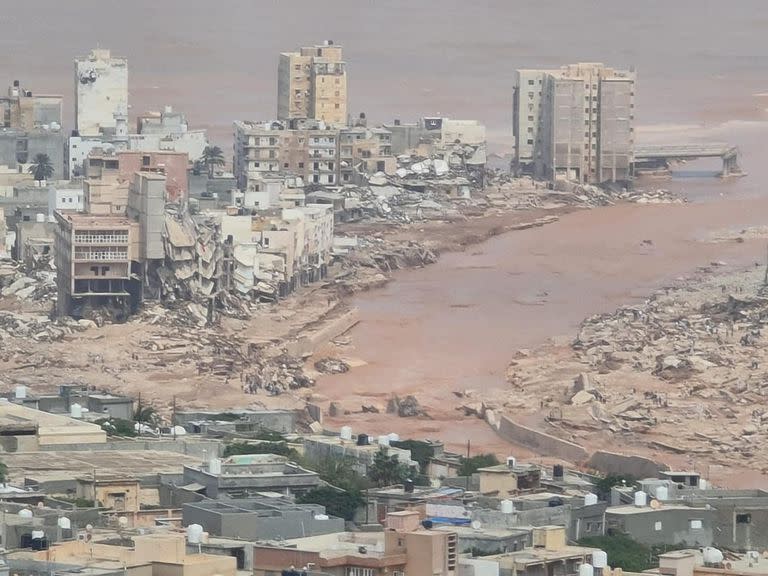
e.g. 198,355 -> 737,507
74,249 -> 129,262
73,233 -> 129,245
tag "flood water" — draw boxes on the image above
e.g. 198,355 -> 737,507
5,2 -> 768,426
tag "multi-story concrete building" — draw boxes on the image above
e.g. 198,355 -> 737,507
513,63 -> 635,184
75,48 -> 128,137
253,513 -> 457,576
0,80 -> 62,132
131,105 -> 208,162
53,211 -> 138,317
277,41 -> 347,127
339,126 -> 396,183
233,119 -> 338,190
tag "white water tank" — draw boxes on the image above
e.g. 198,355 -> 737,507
31,530 -> 44,539
656,486 -> 669,501
209,458 -> 222,475
58,516 -> 71,529
70,403 -> 83,419
18,509 -> 33,519
700,479 -> 708,490
187,524 -> 204,544
593,550 -> 608,569
378,435 -> 390,446
387,433 -> 400,443
634,491 -> 647,507
703,547 -> 724,565
118,517 -> 128,527
501,500 -> 514,514
314,514 -> 329,520
506,456 -> 516,468
584,493 -> 598,506
340,426 -> 352,441
14,385 -> 26,399
35,213 -> 45,223
172,425 -> 187,436
579,563 -> 594,576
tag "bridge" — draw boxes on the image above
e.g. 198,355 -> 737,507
633,143 -> 742,177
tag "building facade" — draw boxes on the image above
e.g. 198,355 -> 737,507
233,120 -> 338,190
513,63 -> 635,184
75,48 -> 128,137
277,41 -> 347,127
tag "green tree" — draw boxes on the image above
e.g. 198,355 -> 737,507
594,474 -> 636,499
297,486 -> 364,521
96,418 -> 137,437
390,440 -> 435,472
223,441 -> 300,460
368,448 -> 413,487
133,403 -> 157,424
578,534 -> 684,572
28,153 -> 54,182
0,460 -> 7,483
306,455 -> 367,493
201,145 -> 225,178
458,453 -> 499,476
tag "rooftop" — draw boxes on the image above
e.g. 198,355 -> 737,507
0,400 -> 105,439
607,505 -> 710,515
486,544 -> 597,565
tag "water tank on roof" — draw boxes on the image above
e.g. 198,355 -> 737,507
703,547 -> 724,566
378,435 -> 390,447
209,458 -> 222,475
57,517 -> 71,530
31,530 -> 44,540
656,486 -> 669,501
14,385 -> 26,399
18,509 -> 33,519
593,551 -> 608,568
187,524 -> 203,544
506,456 -> 516,469
501,500 -> 514,514
634,491 -> 647,507
553,464 -> 564,479
70,403 -> 82,419
356,433 -> 369,446
340,426 -> 352,441
579,564 -> 594,576
584,493 -> 598,506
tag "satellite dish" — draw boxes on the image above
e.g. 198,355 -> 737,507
471,520 -> 482,530
650,499 -> 661,509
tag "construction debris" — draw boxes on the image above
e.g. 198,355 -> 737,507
387,394 -> 427,418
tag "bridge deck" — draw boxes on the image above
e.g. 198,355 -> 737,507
634,143 -> 737,160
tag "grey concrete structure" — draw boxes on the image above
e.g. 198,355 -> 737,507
514,63 -> 635,184
183,497 -> 344,541
435,525 -> 530,555
174,409 -> 297,434
86,393 -> 134,420
605,504 -> 714,547
181,454 -> 320,499
0,128 -> 65,180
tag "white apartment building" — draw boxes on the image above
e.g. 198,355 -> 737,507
75,49 -> 128,137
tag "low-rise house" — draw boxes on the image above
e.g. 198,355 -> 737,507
182,497 -> 344,541
181,454 -> 320,499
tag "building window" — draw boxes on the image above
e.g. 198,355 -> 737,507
343,173 -> 350,181
313,174 -> 319,183
689,519 -> 703,530
584,132 -> 589,138
294,64 -> 300,71
349,569 -> 374,576
654,521 -> 663,531
335,103 -> 340,109
526,139 -> 533,145
585,108 -> 590,114
298,162 -> 304,168
142,155 -> 150,167
313,162 -> 319,170
528,115 -> 534,121
527,127 -> 533,133
283,163 -> 289,168
528,92 -> 534,99
528,80 -> 535,85
329,174 -> 335,183
736,513 -> 752,524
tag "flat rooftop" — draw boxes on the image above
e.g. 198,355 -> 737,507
607,505 -> 709,515
3,450 -> 201,483
487,544 -> 597,564
56,212 -> 132,226
0,400 -> 105,437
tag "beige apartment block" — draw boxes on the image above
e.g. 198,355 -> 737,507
278,41 -> 347,127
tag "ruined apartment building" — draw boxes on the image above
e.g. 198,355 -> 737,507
277,41 -> 347,127
0,80 -> 65,179
233,119 -> 338,191
75,49 -> 128,137
513,62 -> 635,184
54,212 -> 138,317
339,124 -> 396,184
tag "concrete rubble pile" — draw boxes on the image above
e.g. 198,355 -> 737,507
0,260 -> 57,303
562,264 -> 768,462
0,310 -> 94,361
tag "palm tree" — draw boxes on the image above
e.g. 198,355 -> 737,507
28,153 -> 54,183
201,145 -> 225,178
